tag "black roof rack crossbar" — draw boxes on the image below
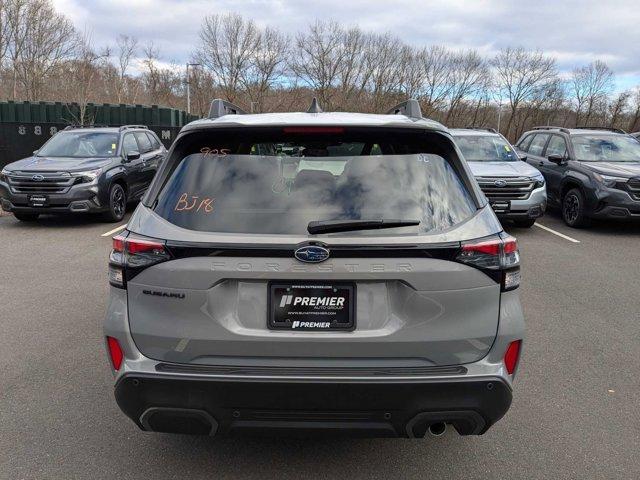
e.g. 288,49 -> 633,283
572,126 -> 627,134
63,124 -> 110,130
463,127 -> 497,134
532,126 -> 571,134
119,125 -> 148,131
208,99 -> 247,119
385,99 -> 422,120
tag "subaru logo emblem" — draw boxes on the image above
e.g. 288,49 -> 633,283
494,179 -> 508,187
31,174 -> 45,181
294,244 -> 330,263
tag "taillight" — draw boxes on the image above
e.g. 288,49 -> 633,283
106,336 -> 124,371
108,231 -> 170,288
504,340 -> 522,375
456,234 -> 520,291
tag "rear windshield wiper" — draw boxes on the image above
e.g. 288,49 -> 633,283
307,218 -> 420,235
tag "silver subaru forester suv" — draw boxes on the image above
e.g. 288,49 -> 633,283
104,99 -> 524,438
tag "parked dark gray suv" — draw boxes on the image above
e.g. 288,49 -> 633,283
515,126 -> 640,227
0,125 -> 166,222
104,99 -> 525,438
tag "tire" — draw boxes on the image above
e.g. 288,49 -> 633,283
13,212 -> 40,222
513,218 -> 536,228
103,183 -> 127,222
562,188 -> 590,228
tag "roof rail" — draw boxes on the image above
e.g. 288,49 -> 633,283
463,127 -> 497,134
208,99 -> 247,119
385,99 -> 422,120
532,126 -> 571,134
573,126 -> 627,134
119,124 -> 148,132
63,124 -> 110,130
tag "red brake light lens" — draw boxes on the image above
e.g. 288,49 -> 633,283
461,239 -> 501,256
112,235 -> 125,252
126,238 -> 165,255
504,340 -> 522,375
106,336 -> 124,371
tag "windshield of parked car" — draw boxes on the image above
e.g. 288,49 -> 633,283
37,132 -> 119,158
571,135 -> 640,162
154,131 -> 477,236
454,135 -> 518,162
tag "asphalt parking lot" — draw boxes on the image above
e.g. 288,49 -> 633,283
1,208 -> 639,479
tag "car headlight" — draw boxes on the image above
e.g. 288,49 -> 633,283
594,173 -> 628,187
73,168 -> 103,183
0,168 -> 9,182
530,174 -> 545,189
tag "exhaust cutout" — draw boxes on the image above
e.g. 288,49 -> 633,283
428,422 -> 446,437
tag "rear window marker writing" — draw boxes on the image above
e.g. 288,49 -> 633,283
174,193 -> 215,213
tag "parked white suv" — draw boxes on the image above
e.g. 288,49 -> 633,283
451,128 -> 547,228
104,100 -> 525,438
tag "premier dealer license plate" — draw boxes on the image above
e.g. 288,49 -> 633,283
268,282 -> 356,331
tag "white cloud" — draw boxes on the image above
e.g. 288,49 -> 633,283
52,0 -> 640,85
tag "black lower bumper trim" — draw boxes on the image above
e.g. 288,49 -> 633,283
114,373 -> 512,437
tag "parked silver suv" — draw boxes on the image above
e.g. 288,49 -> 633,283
104,99 -> 525,438
451,128 -> 547,228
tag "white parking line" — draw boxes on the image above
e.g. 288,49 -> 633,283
534,222 -> 581,243
101,224 -> 127,237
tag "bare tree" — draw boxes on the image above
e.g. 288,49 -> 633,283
0,0 -> 10,69
240,26 -> 288,112
492,47 -> 558,140
363,33 -> 406,111
195,13 -> 258,104
11,0 -> 76,100
60,31 -> 109,125
628,87 -> 640,133
571,60 -> 614,126
445,50 -> 489,125
608,90 -> 630,129
420,45 -> 453,117
110,34 -> 138,103
290,21 -> 347,109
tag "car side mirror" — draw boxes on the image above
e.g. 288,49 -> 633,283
125,151 -> 140,162
547,154 -> 565,165
517,153 -> 527,162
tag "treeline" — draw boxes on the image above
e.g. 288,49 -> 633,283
2,2 -> 640,140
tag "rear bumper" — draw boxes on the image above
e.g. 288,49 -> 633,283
114,371 -> 512,437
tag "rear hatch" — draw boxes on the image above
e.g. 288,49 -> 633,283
119,126 -> 507,367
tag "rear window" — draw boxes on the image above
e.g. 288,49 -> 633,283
153,129 -> 477,236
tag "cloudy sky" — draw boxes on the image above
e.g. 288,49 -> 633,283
52,0 -> 640,90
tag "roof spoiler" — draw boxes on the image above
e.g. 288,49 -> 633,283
208,99 -> 247,119
385,99 -> 422,120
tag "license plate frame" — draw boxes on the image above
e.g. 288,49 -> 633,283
268,281 -> 356,331
28,194 -> 49,207
491,200 -> 510,213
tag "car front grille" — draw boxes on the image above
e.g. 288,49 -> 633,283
7,172 -> 76,194
627,178 -> 640,200
475,176 -> 537,201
